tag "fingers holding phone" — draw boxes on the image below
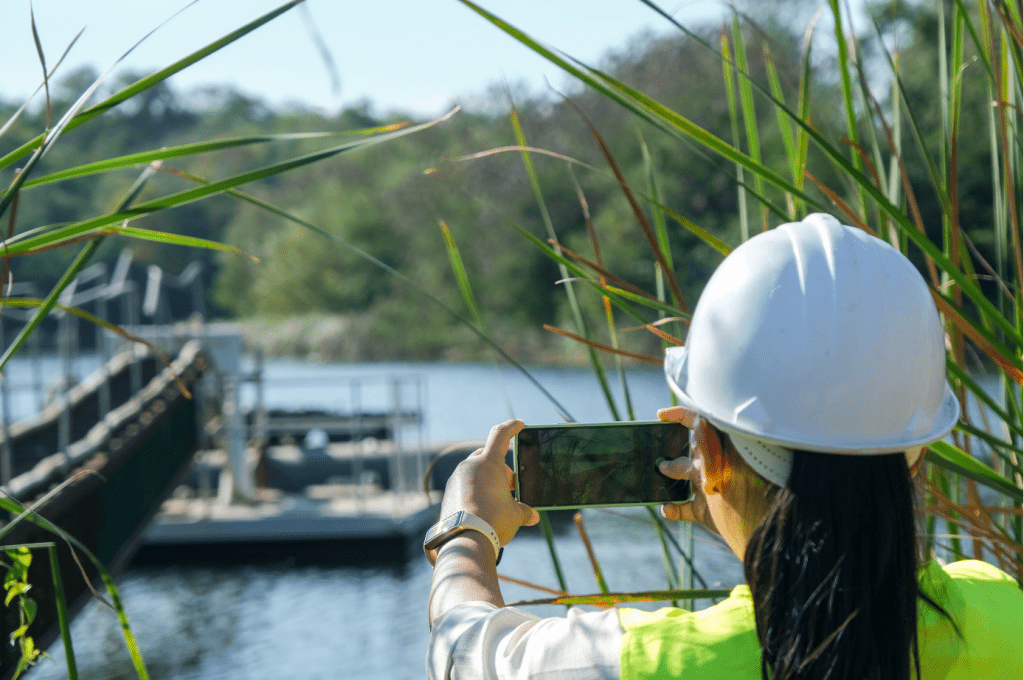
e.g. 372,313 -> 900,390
655,408 -> 719,534
442,419 -> 540,545
657,439 -> 719,535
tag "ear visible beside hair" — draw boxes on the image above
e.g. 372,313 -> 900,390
696,418 -> 732,495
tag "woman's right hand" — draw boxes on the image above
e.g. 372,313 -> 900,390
656,406 -> 719,536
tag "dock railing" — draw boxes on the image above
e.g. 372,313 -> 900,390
4,251 -> 429,523
246,352 -> 428,514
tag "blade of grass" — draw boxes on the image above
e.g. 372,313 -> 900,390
568,162 -> 625,421
438,219 -> 517,420
0,491 -> 149,678
0,25 -> 83,142
497,573 -> 569,597
510,107 -> 619,419
439,220 -> 483,326
956,420 -> 1024,469
568,103 -> 688,313
543,325 -> 661,366
623,322 -> 684,347
47,545 -> 77,680
19,132 -> 348,189
793,9 -> 822,220
0,0 -> 305,175
732,14 -> 768,229
946,359 -> 1021,437
166,168 -> 577,421
931,290 -> 1023,382
764,47 -> 798,216
456,0 -> 822,214
594,284 -> 688,319
95,224 -> 258,260
828,0 -> 867,220
551,240 -> 655,302
639,135 -> 673,303
721,29 -> 750,241
509,587 -> 733,607
0,162 -> 159,372
538,512 -> 568,603
926,440 -> 1021,498
644,506 -> 681,606
3,113 -> 453,256
451,145 -> 733,257
935,466 -> 966,559
848,11 -> 888,234
573,513 -> 609,593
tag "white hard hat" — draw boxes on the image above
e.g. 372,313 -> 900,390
665,213 -> 959,486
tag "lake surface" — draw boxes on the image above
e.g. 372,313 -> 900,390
18,358 -> 743,680
31,511 -> 740,680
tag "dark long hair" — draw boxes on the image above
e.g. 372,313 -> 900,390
742,450 -> 921,680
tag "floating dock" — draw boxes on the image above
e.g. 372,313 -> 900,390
134,441 -> 478,565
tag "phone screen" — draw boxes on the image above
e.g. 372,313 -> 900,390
514,422 -> 691,510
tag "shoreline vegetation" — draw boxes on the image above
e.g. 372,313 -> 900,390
238,313 -> 613,367
5,3 -> 1010,370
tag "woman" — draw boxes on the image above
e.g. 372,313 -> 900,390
425,214 -> 1022,680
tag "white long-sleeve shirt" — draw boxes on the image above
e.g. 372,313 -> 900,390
428,602 -> 622,680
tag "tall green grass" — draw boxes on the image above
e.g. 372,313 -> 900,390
447,0 -> 1022,602
0,1 -> 455,675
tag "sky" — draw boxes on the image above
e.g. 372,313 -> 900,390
0,0 -> 731,118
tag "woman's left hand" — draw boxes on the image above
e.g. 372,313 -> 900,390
656,407 -> 720,536
440,419 -> 540,546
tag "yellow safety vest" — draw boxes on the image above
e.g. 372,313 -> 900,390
619,560 -> 1022,680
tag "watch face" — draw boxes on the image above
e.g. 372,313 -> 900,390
425,511 -> 464,548
437,511 -> 464,534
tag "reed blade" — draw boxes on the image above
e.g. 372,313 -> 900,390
927,441 -> 1021,498
47,545 -> 78,680
509,587 -> 733,607
510,108 -> 618,419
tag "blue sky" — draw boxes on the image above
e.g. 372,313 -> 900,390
0,0 -> 729,117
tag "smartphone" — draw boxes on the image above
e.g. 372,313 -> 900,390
513,421 -> 691,510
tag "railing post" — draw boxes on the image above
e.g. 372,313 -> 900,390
391,378 -> 405,516
351,380 -> 364,510
30,320 -> 43,412
415,376 -> 426,499
254,348 -> 267,447
224,373 -> 251,501
126,287 -> 141,396
57,286 -> 75,473
97,291 -> 110,420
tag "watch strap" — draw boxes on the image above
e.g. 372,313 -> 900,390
424,511 -> 502,565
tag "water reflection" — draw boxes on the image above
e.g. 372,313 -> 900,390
29,509 -> 741,680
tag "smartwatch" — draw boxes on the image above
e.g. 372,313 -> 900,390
423,510 -> 503,565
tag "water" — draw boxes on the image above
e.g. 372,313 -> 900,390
14,356 -> 1014,679
235,358 -> 678,443
18,358 -> 743,680
30,514 -> 740,680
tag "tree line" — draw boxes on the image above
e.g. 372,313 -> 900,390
1,1 -> 1005,363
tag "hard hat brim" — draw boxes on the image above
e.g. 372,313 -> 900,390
664,346 -> 961,455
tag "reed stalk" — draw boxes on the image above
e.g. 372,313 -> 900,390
454,0 -> 1024,604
